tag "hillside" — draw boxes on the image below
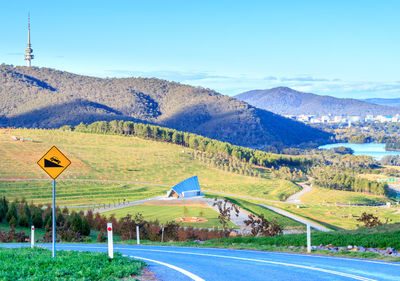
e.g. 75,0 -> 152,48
0,65 -> 330,148
236,87 -> 400,117
362,98 -> 400,107
0,128 -> 300,205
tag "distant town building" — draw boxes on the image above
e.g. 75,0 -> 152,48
24,13 -> 34,67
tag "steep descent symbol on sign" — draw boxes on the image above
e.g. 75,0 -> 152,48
44,157 -> 63,168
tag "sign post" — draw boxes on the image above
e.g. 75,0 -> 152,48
107,223 -> 113,258
136,225 -> 140,245
37,146 -> 71,258
307,224 -> 311,253
31,225 -> 35,248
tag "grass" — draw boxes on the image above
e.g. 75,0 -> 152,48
0,128 -> 299,205
300,186 -> 391,205
267,201 -> 400,230
102,205 -> 236,228
0,247 -> 145,280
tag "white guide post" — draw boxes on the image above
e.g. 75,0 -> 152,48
161,226 -> 164,242
136,225 -> 140,245
107,223 -> 113,258
307,224 -> 311,253
31,225 -> 35,248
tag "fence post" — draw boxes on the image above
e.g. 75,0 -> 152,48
307,224 -> 311,253
31,225 -> 35,248
107,223 -> 113,258
136,225 -> 140,245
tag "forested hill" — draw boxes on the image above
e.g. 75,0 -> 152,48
0,65 -> 330,148
236,87 -> 400,117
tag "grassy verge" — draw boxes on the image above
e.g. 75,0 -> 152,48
0,247 -> 145,280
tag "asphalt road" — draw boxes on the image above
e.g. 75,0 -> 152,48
1,244 -> 399,280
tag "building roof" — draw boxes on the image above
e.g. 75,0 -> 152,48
172,176 -> 201,195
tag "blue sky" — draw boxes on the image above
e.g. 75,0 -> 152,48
1,0 -> 399,98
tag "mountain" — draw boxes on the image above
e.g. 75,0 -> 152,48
235,87 -> 400,117
0,65 -> 331,148
362,98 -> 400,107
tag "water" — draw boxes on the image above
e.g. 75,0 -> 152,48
318,142 -> 400,160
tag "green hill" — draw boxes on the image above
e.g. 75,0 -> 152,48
0,128 -> 300,206
0,64 -> 331,148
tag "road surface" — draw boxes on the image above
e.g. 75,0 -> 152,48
286,182 -> 313,203
1,243 -> 398,280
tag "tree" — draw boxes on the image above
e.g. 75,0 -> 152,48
70,212 -> 83,233
81,217 -> 91,236
356,212 -> 382,228
212,199 -> 239,233
6,203 -> 17,223
244,214 -> 283,237
32,209 -> 43,228
18,213 -> 29,227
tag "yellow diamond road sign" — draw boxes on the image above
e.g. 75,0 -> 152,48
37,146 -> 71,179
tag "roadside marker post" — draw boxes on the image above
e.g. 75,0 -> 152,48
307,224 -> 311,253
31,225 -> 34,248
107,223 -> 113,258
136,225 -> 140,245
37,146 -> 71,258
161,225 -> 164,242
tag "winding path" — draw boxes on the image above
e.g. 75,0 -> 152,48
285,182 -> 313,203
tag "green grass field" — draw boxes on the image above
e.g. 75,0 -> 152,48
0,128 -> 299,205
102,205 -> 235,229
300,187 -> 390,205
267,202 -> 400,230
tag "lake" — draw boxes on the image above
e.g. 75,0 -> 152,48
318,143 -> 400,160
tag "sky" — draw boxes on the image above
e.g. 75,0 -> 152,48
1,0 -> 399,98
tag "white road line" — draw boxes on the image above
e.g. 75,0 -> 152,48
56,245 -> 384,280
130,255 -> 205,281
121,248 -> 377,281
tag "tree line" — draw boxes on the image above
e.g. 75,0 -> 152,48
64,120 -> 313,169
311,167 -> 393,196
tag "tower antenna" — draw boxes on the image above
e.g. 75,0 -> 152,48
24,13 -> 34,67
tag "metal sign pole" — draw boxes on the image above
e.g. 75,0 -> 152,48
52,179 -> 56,258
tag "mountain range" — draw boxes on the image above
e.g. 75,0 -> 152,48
236,87 -> 400,117
0,65 -> 331,148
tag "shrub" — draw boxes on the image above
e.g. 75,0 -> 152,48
9,216 -> 17,227
81,217 -> 91,236
97,231 -> 106,242
70,212 -> 83,234
32,210 -> 43,228
18,214 -> 29,227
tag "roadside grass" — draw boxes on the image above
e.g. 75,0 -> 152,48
204,194 -> 305,230
0,247 -> 145,280
0,128 -> 299,204
300,186 -> 391,205
102,205 -> 235,228
267,202 -> 400,230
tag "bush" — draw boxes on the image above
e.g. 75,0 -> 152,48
97,231 -> 106,242
81,217 -> 91,236
32,210 -> 43,228
70,212 -> 83,234
18,214 -> 29,227
9,216 -> 17,227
